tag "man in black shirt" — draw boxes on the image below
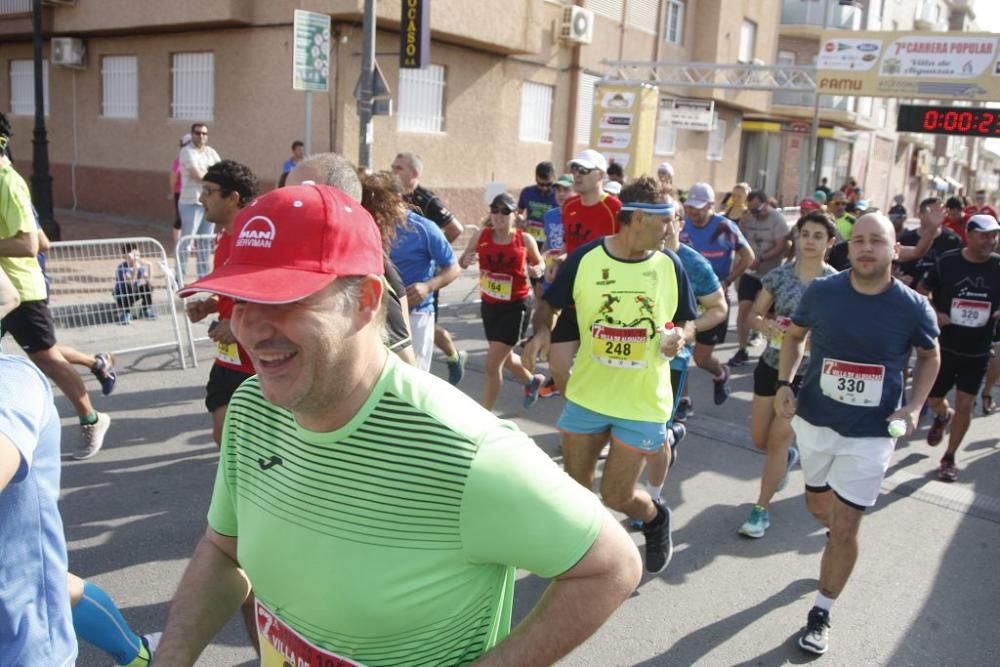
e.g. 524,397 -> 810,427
897,197 -> 961,287
920,214 -> 1000,481
391,152 -> 467,384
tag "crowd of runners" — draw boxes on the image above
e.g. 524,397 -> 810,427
2,107 -> 999,666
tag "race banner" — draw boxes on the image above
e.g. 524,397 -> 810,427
816,31 -> 1000,101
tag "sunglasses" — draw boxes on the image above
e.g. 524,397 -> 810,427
570,164 -> 595,175
490,207 -> 513,215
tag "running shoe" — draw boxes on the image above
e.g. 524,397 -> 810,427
674,397 -> 693,422
642,499 -> 673,574
738,505 -> 770,538
91,353 -> 117,396
118,311 -> 132,325
141,307 -> 157,320
628,518 -> 643,530
538,377 -> 561,398
668,423 -> 685,470
937,458 -> 958,482
125,633 -> 161,666
776,446 -> 800,492
447,350 -> 467,386
982,393 -> 996,416
523,373 -> 545,408
749,330 -> 763,347
798,606 -> 831,655
726,348 -> 750,367
75,412 -> 111,460
713,366 -> 732,405
926,409 -> 952,447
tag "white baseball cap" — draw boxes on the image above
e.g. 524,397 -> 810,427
604,180 -> 622,195
967,214 -> 1000,233
685,182 -> 716,209
568,149 -> 608,173
657,162 -> 675,178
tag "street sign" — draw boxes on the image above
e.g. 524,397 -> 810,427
292,10 -> 331,92
353,61 -> 392,100
816,31 -> 1000,101
663,99 -> 715,131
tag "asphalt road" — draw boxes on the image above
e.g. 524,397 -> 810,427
21,270 -> 1000,666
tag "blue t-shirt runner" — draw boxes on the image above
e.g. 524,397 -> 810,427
389,211 -> 457,313
791,271 -> 939,438
518,185 -> 558,246
680,213 -> 749,284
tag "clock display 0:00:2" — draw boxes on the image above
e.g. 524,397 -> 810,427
921,109 -> 999,135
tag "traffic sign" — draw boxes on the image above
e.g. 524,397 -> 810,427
293,10 -> 331,92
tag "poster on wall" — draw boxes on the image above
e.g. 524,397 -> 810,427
590,83 -> 659,178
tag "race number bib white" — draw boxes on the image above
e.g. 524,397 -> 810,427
591,324 -> 648,368
526,220 -> 546,242
949,298 -> 991,328
820,358 -> 885,406
768,316 -> 792,351
256,599 -> 366,667
479,271 -> 513,301
216,341 -> 242,366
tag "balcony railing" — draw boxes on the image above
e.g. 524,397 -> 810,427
780,0 -> 862,30
0,0 -> 31,15
773,91 -> 855,113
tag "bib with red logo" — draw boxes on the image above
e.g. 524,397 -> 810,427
820,358 -> 885,406
256,600 -> 365,667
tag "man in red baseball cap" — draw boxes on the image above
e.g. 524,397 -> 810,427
157,184 -> 639,666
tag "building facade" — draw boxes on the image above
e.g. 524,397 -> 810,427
0,0 -> 781,228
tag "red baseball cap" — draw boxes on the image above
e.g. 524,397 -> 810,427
799,198 -> 821,212
177,184 -> 384,304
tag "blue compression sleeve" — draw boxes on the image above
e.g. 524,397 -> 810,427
72,580 -> 143,665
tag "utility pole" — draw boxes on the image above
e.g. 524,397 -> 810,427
31,0 -> 59,240
358,0 -> 376,169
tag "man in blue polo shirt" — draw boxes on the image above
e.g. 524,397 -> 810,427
680,182 -> 754,406
390,207 -> 460,372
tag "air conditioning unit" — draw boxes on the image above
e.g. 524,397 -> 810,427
561,6 -> 594,45
52,37 -> 86,68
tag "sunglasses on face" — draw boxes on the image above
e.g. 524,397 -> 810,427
490,207 -> 513,215
570,165 -> 595,176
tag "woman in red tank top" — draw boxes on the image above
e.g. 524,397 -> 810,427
459,193 -> 545,411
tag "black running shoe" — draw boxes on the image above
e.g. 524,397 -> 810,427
798,606 -> 830,655
727,348 -> 750,367
642,500 -> 673,574
713,366 -> 732,405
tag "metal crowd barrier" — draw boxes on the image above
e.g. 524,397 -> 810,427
175,233 -> 219,368
45,237 -> 190,368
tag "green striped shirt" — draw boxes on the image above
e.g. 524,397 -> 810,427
208,353 -> 603,666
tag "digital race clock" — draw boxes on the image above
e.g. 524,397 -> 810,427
897,104 -> 1000,137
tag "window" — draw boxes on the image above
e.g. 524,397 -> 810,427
9,59 -> 48,116
777,50 -> 795,66
171,52 -> 214,120
101,55 -> 138,119
584,0 -> 623,22
626,0 -> 659,33
738,20 -> 757,63
398,64 -> 446,133
664,0 -> 685,46
575,72 -> 600,145
519,82 -> 553,143
707,117 -> 726,161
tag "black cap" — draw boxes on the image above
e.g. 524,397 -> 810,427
490,192 -> 517,210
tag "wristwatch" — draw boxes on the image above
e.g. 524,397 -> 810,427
776,380 -> 793,389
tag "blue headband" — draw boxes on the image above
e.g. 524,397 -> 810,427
621,201 -> 675,216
